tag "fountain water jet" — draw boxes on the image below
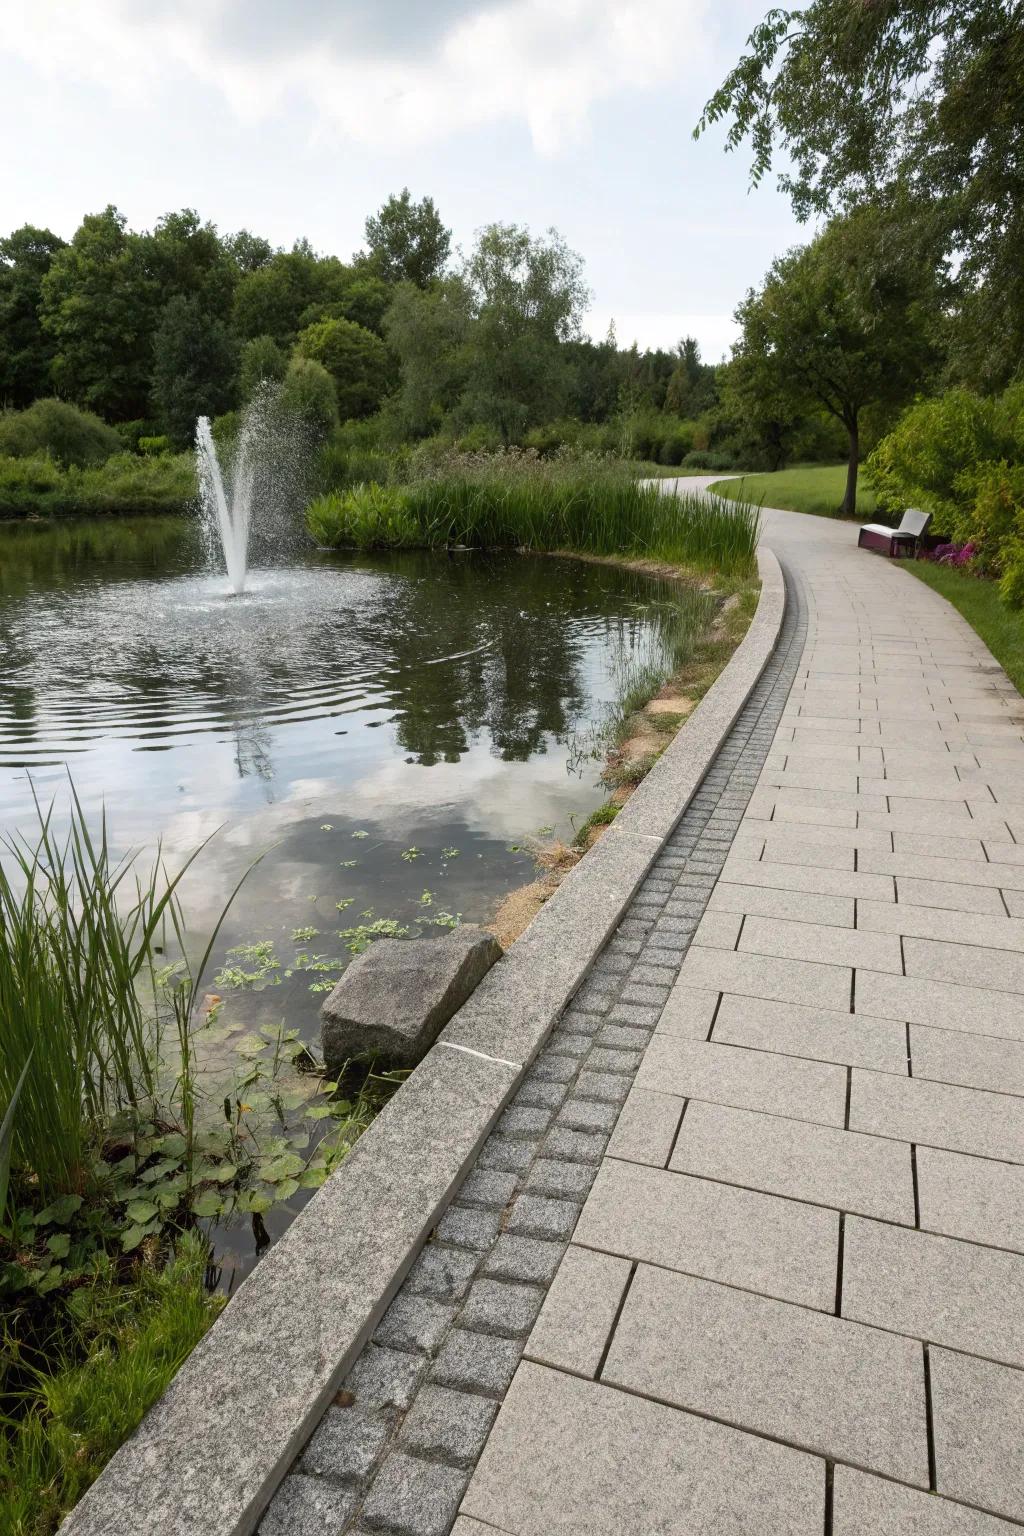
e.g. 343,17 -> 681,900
196,413 -> 257,594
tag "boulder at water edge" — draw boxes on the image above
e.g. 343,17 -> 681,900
320,926 -> 502,1069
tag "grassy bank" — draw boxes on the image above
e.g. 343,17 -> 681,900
0,453 -> 196,519
902,561 -> 1024,695
710,463 -> 885,522
308,463 -> 761,580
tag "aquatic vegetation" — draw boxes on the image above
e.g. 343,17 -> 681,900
400,846 -> 422,861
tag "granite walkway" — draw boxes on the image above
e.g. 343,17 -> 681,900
263,502 -> 1024,1536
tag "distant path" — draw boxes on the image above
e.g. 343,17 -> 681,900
264,504 -> 1024,1535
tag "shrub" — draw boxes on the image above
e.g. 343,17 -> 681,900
0,399 -> 121,468
137,435 -> 170,456
278,356 -> 338,443
294,316 -> 390,421
0,450 -> 195,517
238,334 -> 287,402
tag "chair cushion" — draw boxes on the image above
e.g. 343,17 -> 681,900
859,524 -> 899,538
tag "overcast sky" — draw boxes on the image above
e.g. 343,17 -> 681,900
0,0 -> 808,360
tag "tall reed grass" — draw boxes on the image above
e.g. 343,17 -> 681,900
306,458 -> 760,578
0,787 -> 237,1201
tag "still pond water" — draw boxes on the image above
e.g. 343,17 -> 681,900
0,516 -> 711,1272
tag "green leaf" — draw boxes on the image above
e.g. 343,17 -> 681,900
36,1265 -> 64,1293
34,1194 -> 83,1226
299,1167 -> 328,1189
46,1232 -> 71,1258
126,1199 -> 159,1224
260,1153 -> 305,1184
275,1178 -> 300,1201
121,1222 -> 156,1253
191,1190 -> 223,1218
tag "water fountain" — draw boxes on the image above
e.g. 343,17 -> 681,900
195,413 -> 257,595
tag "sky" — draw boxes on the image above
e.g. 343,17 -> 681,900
0,0 -> 808,362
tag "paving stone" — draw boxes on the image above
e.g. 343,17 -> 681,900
374,1293 -> 458,1356
692,910 -> 743,949
526,1245 -> 632,1378
604,1265 -> 927,1484
849,1069 -> 1024,1162
462,1362 -> 824,1536
573,1157 -> 838,1311
842,1217 -> 1024,1366
360,1453 -> 469,1536
432,1329 -> 523,1397
859,898 -> 1024,952
528,1052 -> 577,1083
542,1125 -> 608,1163
712,992 -> 906,1072
916,1145 -> 1024,1252
595,1022 -> 652,1050
739,913 -> 904,972
911,1024 -> 1024,1095
904,935 -> 1024,992
708,880 -> 855,927
404,1244 -> 480,1303
931,1348 -> 1024,1522
895,875 -> 1009,915
511,1076 -> 566,1110
860,848 -> 1024,891
721,854 -> 896,901
457,1169 -> 517,1208
855,969 -> 1024,1042
677,944 -> 853,1011
605,1000 -> 662,1026
555,1095 -> 620,1132
585,1046 -> 642,1075
523,1158 -> 597,1200
258,1473 -> 357,1535
671,1100 -> 915,1222
299,1407 -> 389,1482
505,1193 -> 580,1240
547,1030 -> 592,1058
460,1277 -> 545,1339
482,1235 -> 565,1285
495,1105 -> 552,1140
833,1466 -> 1018,1534
618,982 -> 671,1007
343,1345 -> 425,1415
636,1034 -> 847,1126
656,983 -> 719,1039
434,1204 -> 504,1252
398,1385 -> 498,1469
606,1084 -> 684,1167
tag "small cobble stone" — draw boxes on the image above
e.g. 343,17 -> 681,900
512,1077 -> 567,1111
404,1244 -> 480,1303
596,1023 -> 652,1050
359,1453 -> 469,1536
505,1193 -> 580,1240
525,1158 -> 598,1200
587,1047 -> 643,1075
475,1136 -> 533,1173
460,1277 -> 545,1338
432,1330 -> 523,1397
398,1385 -> 498,1469
606,1003 -> 662,1027
629,964 -> 676,988
458,1169 -> 517,1208
556,1096 -> 620,1133
542,1126 -> 608,1163
342,1346 -> 425,1416
374,1294 -> 458,1356
259,1474 -> 357,1536
482,1235 -> 566,1284
300,1408 -> 389,1482
434,1204 -> 503,1252
547,1031 -> 593,1059
496,1105 -> 552,1140
574,1070 -> 631,1104
529,1054 -> 577,1084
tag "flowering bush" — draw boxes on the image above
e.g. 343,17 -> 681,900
933,542 -> 978,568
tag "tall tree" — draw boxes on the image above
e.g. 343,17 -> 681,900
0,226 -> 67,408
383,277 -> 472,435
294,316 -> 391,420
39,206 -> 156,420
364,189 -> 451,288
150,294 -> 237,448
462,224 -> 590,441
731,206 -> 940,514
697,0 -> 1024,384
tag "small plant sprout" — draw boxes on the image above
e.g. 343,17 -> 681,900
351,829 -> 369,839
420,889 -> 433,906
442,846 -> 460,859
339,859 -> 358,868
536,824 -> 554,836
400,846 -> 421,861
319,823 -> 334,831
291,926 -> 319,943
335,897 -> 355,912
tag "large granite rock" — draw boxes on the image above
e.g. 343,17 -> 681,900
320,926 -> 502,1068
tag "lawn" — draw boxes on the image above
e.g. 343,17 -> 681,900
901,561 -> 1024,697
710,463 -> 883,521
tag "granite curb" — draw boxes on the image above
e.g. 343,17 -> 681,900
59,545 -> 784,1536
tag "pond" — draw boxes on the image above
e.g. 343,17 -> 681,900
0,515 -> 714,1274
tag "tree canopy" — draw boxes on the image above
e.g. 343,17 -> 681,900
363,188 -> 451,288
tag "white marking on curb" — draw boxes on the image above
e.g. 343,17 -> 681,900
439,1041 -> 520,1070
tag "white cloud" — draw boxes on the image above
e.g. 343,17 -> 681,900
3,0 -> 710,155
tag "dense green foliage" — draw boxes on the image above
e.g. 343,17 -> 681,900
0,400 -> 121,469
698,0 -> 1024,389
0,452 -> 194,518
868,384 -> 1024,603
306,453 -> 760,578
712,464 -> 881,522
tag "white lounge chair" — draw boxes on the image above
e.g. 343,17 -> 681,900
858,507 -> 931,558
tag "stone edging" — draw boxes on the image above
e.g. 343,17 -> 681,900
60,545 -> 785,1536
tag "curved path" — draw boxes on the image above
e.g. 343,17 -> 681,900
263,495 -> 1024,1536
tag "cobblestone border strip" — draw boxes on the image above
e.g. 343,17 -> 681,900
60,549 -> 784,1536
258,558 -> 806,1536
